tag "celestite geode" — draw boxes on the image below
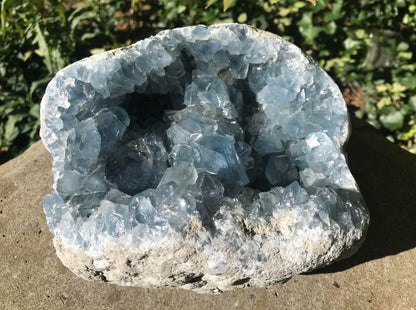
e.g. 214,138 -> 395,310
40,23 -> 369,293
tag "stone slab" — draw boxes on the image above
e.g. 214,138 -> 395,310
0,114 -> 415,309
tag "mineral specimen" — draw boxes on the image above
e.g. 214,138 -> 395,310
40,23 -> 369,293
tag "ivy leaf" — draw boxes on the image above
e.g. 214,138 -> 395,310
344,37 -> 361,51
377,97 -> 391,109
401,74 -> 416,89
392,83 -> 408,92
409,95 -> 416,111
375,84 -> 389,92
380,111 -> 404,131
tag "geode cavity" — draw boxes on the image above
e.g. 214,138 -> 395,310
40,23 -> 369,293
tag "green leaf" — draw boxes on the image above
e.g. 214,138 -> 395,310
397,42 -> 409,51
29,104 -> 40,119
223,0 -> 232,12
344,37 -> 361,50
408,145 -> 416,154
398,51 -> 412,60
377,97 -> 391,109
355,29 -> 367,39
380,111 -> 404,131
280,18 -> 291,26
29,120 -> 40,139
300,25 -> 323,45
323,21 -> 337,35
298,12 -> 324,44
1,0 -> 7,37
55,4 -> 66,23
15,22 -> 23,36
81,32 -> 98,41
50,48 -> 65,71
401,105 -> 414,116
409,96 -> 416,111
68,6 -> 86,22
70,10 -> 97,31
213,17 -> 234,24
177,5 -> 187,14
4,114 -> 25,143
400,74 -> 416,89
205,0 -> 217,9
34,22 -> 53,74
279,8 -> 291,17
90,48 -> 106,55
298,11 -> 313,26
293,2 -> 307,10
398,127 -> 416,141
323,2 -> 342,22
237,12 -> 247,23
29,76 -> 50,103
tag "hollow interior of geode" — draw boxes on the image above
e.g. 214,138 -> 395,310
104,53 -> 299,198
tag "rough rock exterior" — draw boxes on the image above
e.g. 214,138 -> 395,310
40,23 -> 369,293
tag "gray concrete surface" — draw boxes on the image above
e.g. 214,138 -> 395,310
1,115 -> 415,309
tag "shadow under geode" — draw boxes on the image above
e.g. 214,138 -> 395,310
313,111 -> 416,273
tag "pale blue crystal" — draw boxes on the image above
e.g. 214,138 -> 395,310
212,50 -> 230,68
191,39 -> 222,62
130,196 -> 156,223
229,55 -> 249,79
158,163 -> 198,191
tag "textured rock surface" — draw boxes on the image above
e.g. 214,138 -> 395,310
40,23 -> 369,292
1,116 -> 416,309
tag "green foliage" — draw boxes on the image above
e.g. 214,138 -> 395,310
1,0 -> 416,162
0,0 -> 127,161
0,0 -> 66,159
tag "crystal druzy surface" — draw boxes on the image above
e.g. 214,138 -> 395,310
40,23 -> 369,293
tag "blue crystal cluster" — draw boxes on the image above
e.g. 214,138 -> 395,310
40,24 -> 368,287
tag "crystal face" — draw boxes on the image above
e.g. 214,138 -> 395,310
40,24 -> 369,293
